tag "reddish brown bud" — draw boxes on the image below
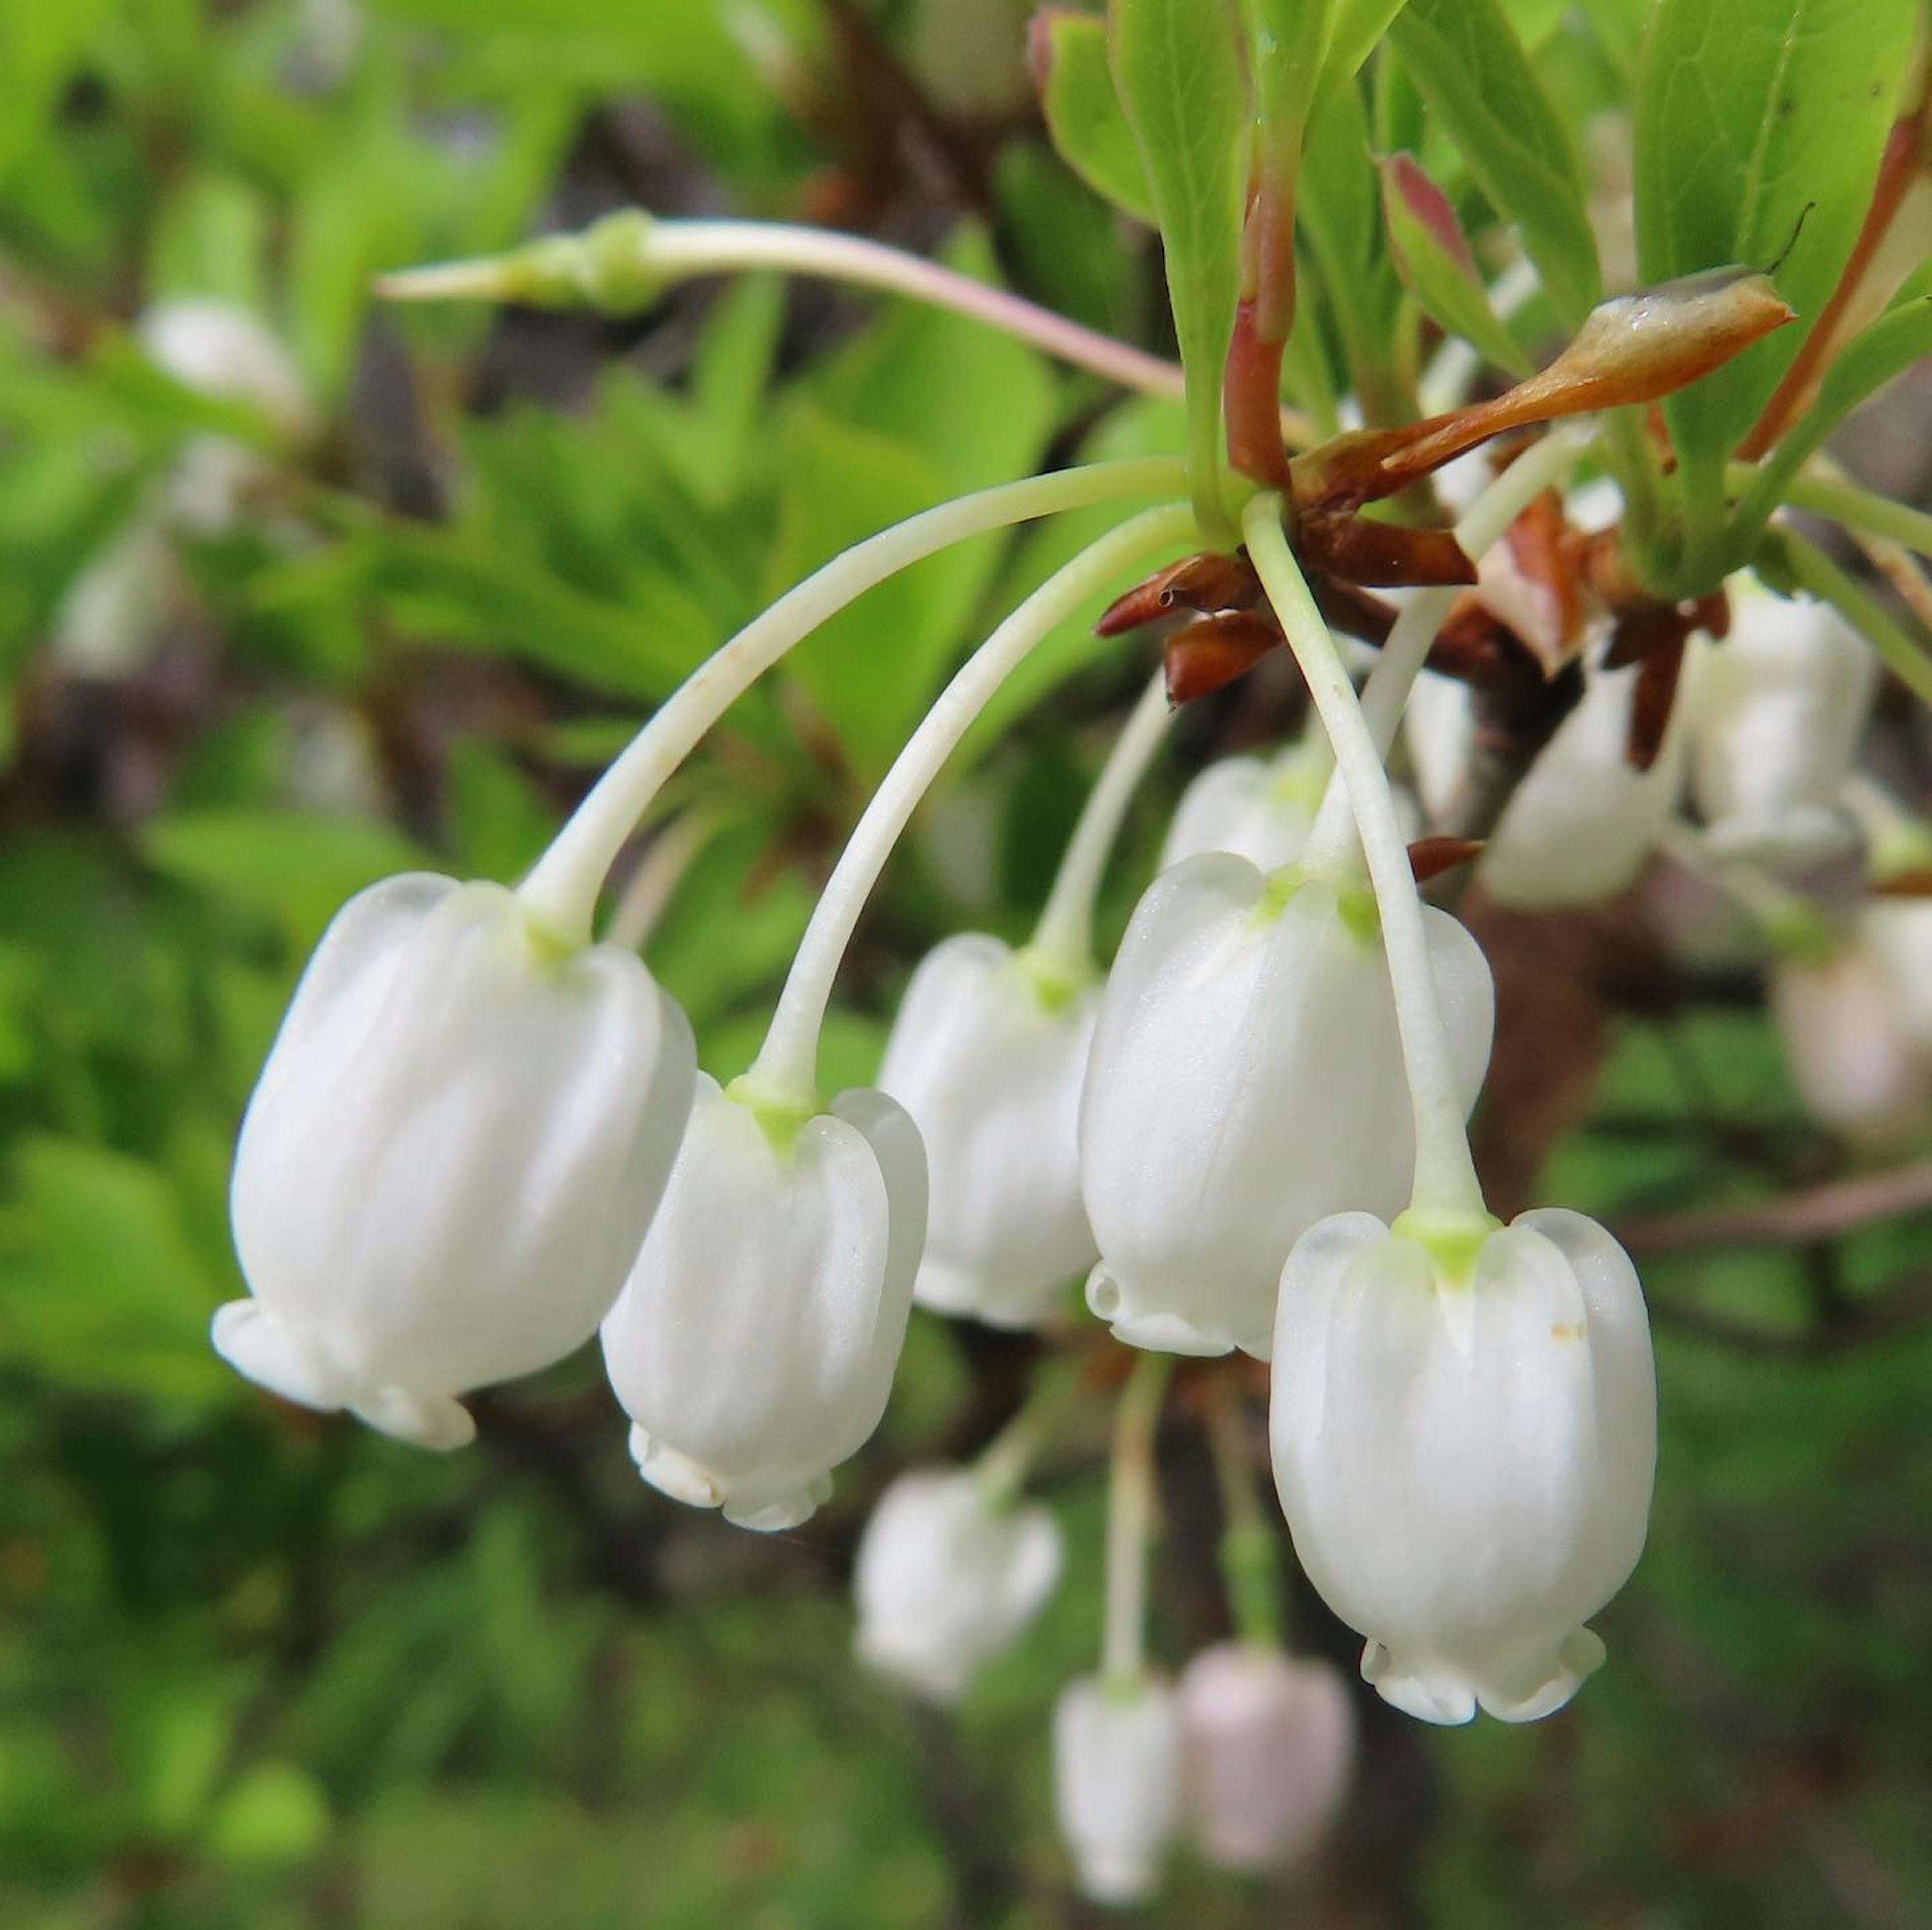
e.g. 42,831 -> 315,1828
1304,512 -> 1478,588
1163,611 -> 1283,705
1626,632 -> 1688,772
1409,835 -> 1487,883
1381,152 -> 1480,280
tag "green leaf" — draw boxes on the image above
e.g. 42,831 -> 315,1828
1109,0 -> 1250,536
1315,0 -> 1413,112
1741,297 -> 1932,536
1634,0 -> 1918,482
141,809 -> 433,952
1389,0 -> 1600,324
1035,10 -> 1156,224
1244,0 -> 1338,163
1381,152 -> 1534,377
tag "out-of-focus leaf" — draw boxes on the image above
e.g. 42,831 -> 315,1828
141,809 -> 432,952
1634,0 -> 1917,481
1035,10 -> 1155,223
0,0 -> 116,190
204,1761 -> 332,1865
1390,0 -> 1600,324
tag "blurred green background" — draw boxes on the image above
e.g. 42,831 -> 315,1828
2,2 -> 1929,1925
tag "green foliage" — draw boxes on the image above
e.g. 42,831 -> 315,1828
1034,10 -> 1156,224
1388,0 -> 1601,325
1634,0 -> 1918,488
1108,0 -> 1250,535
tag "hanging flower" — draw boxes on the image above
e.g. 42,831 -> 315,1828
1771,900 -> 1932,1143
217,874 -> 696,1449
1080,855 -> 1493,1358
853,1467 -> 1064,1702
1053,1674 -> 1182,1906
1177,1642 -> 1355,1872
599,1074 -> 925,1531
876,934 -> 1097,1328
1689,577 -> 1876,865
1270,1208 -> 1656,1723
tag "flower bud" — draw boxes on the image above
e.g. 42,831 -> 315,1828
600,1075 -> 925,1531
876,935 -> 1096,1328
1689,578 -> 1876,864
1053,1675 -> 1182,1906
1081,856 -> 1493,1359
1177,1643 -> 1354,1872
854,1468 -> 1064,1703
1270,1209 -> 1656,1723
1771,902 -> 1932,1143
216,874 -> 696,1449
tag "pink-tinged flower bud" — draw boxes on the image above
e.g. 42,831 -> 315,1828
854,1468 -> 1063,1703
1177,1643 -> 1354,1872
1271,1209 -> 1656,1723
1080,857 -> 1493,1359
600,1075 -> 925,1531
217,875 -> 696,1449
1690,578 -> 1876,865
1053,1675 -> 1182,1906
877,935 -> 1095,1328
1771,902 -> 1932,1143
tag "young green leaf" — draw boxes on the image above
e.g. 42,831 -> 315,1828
1032,9 -> 1156,224
1314,0 -> 1414,114
1109,0 -> 1250,538
1380,152 -> 1534,378
1388,0 -> 1601,325
1634,0 -> 1918,485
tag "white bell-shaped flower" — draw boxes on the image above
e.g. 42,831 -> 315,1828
1080,856 -> 1493,1358
1771,902 -> 1932,1143
1270,1208 -> 1656,1723
217,874 -> 696,1449
600,1074 -> 925,1531
1689,578 -> 1876,864
1177,1642 -> 1354,1873
876,935 -> 1095,1328
1479,654 -> 1691,907
138,298 -> 314,438
1053,1675 -> 1182,1907
853,1467 -> 1064,1702
1159,738 -> 1329,873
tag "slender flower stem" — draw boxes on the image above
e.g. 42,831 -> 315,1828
1203,1373 -> 1284,1650
1026,673 -> 1173,981
977,1356 -> 1085,1511
1102,1353 -> 1173,1687
383,217 -> 1326,444
1736,466 -> 1932,566
603,809 -> 726,951
1654,823 -> 1837,959
746,505 -> 1197,1106
1778,530 -> 1932,710
1243,493 -> 1489,1227
1299,427 -> 1592,872
514,458 -> 1187,945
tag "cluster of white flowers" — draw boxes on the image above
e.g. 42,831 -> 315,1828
208,391 -> 1920,1902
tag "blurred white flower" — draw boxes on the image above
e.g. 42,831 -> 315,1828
1270,1208 -> 1656,1723
1177,1642 -> 1354,1872
1053,1674 -> 1182,1906
1080,855 -> 1493,1359
854,1467 -> 1063,1702
217,874 -> 695,1448
878,934 -> 1095,1328
600,1075 -> 925,1530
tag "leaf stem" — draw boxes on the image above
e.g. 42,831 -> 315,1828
745,504 -> 1197,1108
513,458 -> 1187,946
1243,493 -> 1488,1226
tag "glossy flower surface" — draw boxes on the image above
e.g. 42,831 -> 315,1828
1271,1209 -> 1656,1723
877,934 -> 1095,1328
601,1075 -> 925,1531
1080,856 -> 1493,1358
218,874 -> 695,1449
